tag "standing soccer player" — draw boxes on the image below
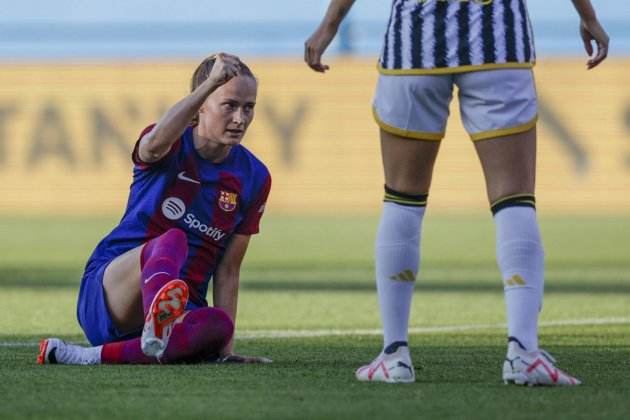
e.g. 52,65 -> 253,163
305,0 -> 608,384
39,53 -> 272,365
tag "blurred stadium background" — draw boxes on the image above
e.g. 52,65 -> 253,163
0,1 -> 629,418
1,0 -> 629,215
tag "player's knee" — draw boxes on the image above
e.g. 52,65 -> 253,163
194,307 -> 234,345
162,228 -> 188,248
158,228 -> 189,263
208,307 -> 235,342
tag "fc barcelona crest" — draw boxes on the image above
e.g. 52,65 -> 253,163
218,191 -> 238,212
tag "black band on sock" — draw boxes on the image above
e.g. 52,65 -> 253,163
490,193 -> 536,215
384,341 -> 408,354
384,185 -> 428,207
508,336 -> 527,351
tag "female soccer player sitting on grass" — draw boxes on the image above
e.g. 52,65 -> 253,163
39,53 -> 272,365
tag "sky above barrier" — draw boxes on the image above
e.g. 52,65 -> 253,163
2,1 -> 629,22
1,0 -> 628,58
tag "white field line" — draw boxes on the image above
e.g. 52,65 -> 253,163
236,317 -> 630,339
1,317 -> 628,347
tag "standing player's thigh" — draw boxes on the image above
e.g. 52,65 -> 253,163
373,74 -> 453,194
102,245 -> 145,332
456,69 -> 538,202
379,130 -> 442,195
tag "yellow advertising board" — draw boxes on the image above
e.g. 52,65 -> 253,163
0,59 -> 628,215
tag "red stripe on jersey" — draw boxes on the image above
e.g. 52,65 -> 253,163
183,170 -> 242,293
145,153 -> 200,271
213,170 -> 243,233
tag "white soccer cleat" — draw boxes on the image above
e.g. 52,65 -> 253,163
502,341 -> 581,386
37,338 -> 101,365
356,344 -> 415,383
141,279 -> 189,360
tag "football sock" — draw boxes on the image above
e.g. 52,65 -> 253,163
492,196 -> 543,351
376,186 -> 427,349
101,307 -> 234,364
140,228 -> 189,315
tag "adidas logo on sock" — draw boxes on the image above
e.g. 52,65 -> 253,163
504,274 -> 527,286
389,270 -> 416,282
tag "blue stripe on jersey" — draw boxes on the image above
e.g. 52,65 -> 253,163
457,0 -> 471,66
433,0 -> 449,68
410,1 -> 424,68
518,0 -> 531,62
481,1 -> 496,64
392,0 -> 405,69
503,0 -> 518,62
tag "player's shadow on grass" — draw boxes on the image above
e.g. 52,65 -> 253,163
0,267 -> 627,294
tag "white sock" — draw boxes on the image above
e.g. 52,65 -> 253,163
375,201 -> 425,348
494,206 -> 544,351
90,345 -> 103,364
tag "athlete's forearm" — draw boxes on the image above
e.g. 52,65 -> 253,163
320,0 -> 356,30
213,269 -> 240,355
571,0 -> 597,22
140,79 -> 220,161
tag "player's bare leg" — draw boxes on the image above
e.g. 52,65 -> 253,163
101,245 -> 145,332
379,129 -> 441,195
356,129 -> 439,383
103,228 -> 190,351
475,127 -> 580,385
474,127 -> 536,203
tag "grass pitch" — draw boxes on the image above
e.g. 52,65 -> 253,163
0,215 -> 629,419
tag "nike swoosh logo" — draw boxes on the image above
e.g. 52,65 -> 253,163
177,171 -> 200,184
144,271 -> 171,284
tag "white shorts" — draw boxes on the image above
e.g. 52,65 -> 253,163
372,69 -> 538,141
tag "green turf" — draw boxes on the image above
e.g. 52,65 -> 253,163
0,215 -> 629,419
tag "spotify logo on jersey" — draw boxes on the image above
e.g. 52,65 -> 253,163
162,197 -> 186,220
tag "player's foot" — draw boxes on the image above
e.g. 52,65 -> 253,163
37,338 -> 101,365
502,341 -> 581,386
355,342 -> 415,383
141,279 -> 189,360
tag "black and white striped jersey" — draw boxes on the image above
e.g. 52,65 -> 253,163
379,0 -> 536,74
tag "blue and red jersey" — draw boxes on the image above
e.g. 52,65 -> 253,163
83,124 -> 271,306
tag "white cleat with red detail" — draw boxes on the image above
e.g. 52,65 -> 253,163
141,279 -> 189,360
502,342 -> 581,386
355,345 -> 415,384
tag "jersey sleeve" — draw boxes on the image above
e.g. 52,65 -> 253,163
235,172 -> 272,236
132,124 -> 180,170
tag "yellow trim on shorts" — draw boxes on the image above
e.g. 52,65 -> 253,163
470,115 -> 538,142
373,107 -> 444,141
378,62 -> 535,76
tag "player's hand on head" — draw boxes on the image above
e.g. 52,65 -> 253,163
579,19 -> 609,69
207,52 -> 243,86
304,25 -> 337,73
218,353 -> 273,364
